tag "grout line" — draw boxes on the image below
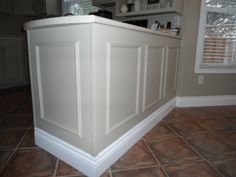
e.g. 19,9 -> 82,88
110,164 -> 161,173
17,147 -> 40,150
161,166 -> 170,177
142,139 -> 161,165
52,158 -> 59,177
162,121 -> 226,177
0,127 -> 30,174
108,168 -> 113,177
205,160 -> 226,177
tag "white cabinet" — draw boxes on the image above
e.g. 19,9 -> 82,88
0,37 -> 29,89
115,0 -> 183,17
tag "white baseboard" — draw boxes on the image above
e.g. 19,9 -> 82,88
35,98 -> 176,177
176,95 -> 236,107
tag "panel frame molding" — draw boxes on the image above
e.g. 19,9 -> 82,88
142,45 -> 165,112
35,41 -> 82,137
105,42 -> 142,135
163,46 -> 180,98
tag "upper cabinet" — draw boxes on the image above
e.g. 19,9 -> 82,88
0,1 -> 13,14
115,0 -> 183,17
0,0 -> 60,16
93,0 -> 115,6
92,0 -> 115,12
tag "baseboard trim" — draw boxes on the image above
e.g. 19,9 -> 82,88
176,95 -> 236,107
35,98 -> 176,177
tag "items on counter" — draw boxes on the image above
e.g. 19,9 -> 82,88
150,20 -> 180,36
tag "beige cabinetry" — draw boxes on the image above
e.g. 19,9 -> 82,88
0,0 -> 60,16
25,16 -> 180,177
0,37 -> 28,89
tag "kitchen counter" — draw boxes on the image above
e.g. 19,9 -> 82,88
24,15 -> 181,39
25,15 -> 181,177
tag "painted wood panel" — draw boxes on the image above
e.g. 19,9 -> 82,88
35,41 -> 82,136
164,46 -> 179,97
106,42 -> 141,134
142,46 -> 165,112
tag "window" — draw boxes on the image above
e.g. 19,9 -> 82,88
195,0 -> 236,73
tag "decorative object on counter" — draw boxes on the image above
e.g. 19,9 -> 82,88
64,0 -> 84,15
127,0 -> 134,12
120,3 -> 128,13
166,21 -> 171,29
151,20 -> 161,30
134,0 -> 141,12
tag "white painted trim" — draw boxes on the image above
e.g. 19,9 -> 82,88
35,98 -> 176,177
176,95 -> 236,107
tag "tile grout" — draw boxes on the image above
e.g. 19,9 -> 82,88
52,158 -> 59,177
162,121 -> 227,177
0,126 -> 31,175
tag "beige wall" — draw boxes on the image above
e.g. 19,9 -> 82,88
177,0 -> 236,96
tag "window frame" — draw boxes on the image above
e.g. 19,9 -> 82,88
195,0 -> 236,74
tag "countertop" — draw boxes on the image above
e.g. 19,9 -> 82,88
24,15 -> 181,39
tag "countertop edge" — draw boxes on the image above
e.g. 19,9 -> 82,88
24,15 -> 181,39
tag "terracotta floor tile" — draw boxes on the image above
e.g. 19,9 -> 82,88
163,108 -> 190,122
112,167 -> 166,177
186,132 -> 236,159
143,122 -> 175,140
19,129 -> 37,148
221,132 -> 236,149
0,150 -> 12,169
206,106 -> 236,116
210,156 -> 236,177
0,130 -> 26,149
165,162 -> 221,177
0,116 -> 32,129
147,137 -> 201,165
111,140 -> 158,170
194,118 -> 231,132
182,107 -> 214,118
56,160 -> 83,176
1,148 -> 56,177
11,105 -> 33,116
222,116 -> 236,130
166,119 -> 208,137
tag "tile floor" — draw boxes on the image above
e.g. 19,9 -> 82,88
0,87 -> 236,177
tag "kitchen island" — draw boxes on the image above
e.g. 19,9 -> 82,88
25,15 -> 180,177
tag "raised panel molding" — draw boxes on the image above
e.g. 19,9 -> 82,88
142,45 -> 165,112
163,46 -> 179,98
35,41 -> 82,137
105,42 -> 142,134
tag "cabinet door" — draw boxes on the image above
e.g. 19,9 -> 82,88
14,0 -> 35,15
0,0 -> 13,13
0,38 -> 28,88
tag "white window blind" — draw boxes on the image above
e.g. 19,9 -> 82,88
195,0 -> 236,73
